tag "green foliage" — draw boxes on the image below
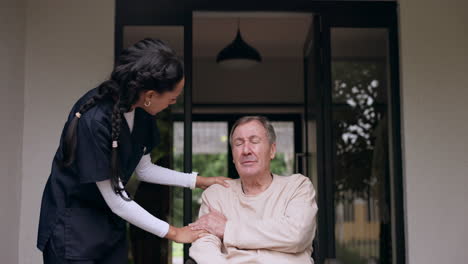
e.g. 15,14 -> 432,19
270,153 -> 288,175
336,241 -> 368,264
332,60 -> 386,200
192,153 -> 228,177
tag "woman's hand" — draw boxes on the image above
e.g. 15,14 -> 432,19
196,176 -> 231,189
189,206 -> 227,239
165,225 -> 207,243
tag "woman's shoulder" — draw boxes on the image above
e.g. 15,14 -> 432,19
70,88 -> 113,127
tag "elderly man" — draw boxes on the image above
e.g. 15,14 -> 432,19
189,116 -> 318,264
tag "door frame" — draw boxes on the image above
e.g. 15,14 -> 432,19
115,1 -> 404,263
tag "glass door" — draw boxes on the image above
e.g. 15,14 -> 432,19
315,11 -> 404,264
331,27 -> 392,264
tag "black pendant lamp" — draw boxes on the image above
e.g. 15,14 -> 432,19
216,18 -> 262,69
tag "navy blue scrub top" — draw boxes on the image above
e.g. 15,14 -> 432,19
37,88 -> 160,260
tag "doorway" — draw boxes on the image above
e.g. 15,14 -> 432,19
116,2 -> 404,264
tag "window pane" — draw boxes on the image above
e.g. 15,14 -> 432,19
191,122 -> 228,221
331,28 -> 392,264
271,122 -> 295,176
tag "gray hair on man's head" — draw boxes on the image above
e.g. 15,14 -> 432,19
229,116 -> 276,145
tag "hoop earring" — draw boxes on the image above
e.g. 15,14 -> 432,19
144,100 -> 151,107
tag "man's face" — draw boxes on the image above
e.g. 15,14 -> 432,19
231,120 -> 276,179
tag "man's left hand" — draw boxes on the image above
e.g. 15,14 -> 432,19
189,206 -> 227,239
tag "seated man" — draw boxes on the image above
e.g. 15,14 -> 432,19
189,116 -> 318,264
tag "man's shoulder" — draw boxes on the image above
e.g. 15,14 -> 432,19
278,173 -> 311,184
203,179 -> 240,199
276,174 -> 314,192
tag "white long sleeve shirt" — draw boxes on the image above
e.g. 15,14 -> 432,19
96,109 -> 197,238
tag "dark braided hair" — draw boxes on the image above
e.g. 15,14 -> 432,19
60,39 -> 184,200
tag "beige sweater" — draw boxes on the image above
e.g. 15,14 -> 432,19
189,174 -> 318,264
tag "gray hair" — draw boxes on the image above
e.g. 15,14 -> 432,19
229,116 -> 276,145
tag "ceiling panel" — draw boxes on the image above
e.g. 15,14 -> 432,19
194,15 -> 313,59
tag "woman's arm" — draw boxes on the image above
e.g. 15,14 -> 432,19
96,179 -> 204,242
96,179 -> 169,236
135,154 -> 231,189
135,154 -> 197,188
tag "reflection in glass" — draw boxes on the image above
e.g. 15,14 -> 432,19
331,28 -> 391,264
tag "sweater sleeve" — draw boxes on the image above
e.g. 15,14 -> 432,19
135,154 -> 197,189
223,177 -> 318,254
96,179 -> 169,238
189,189 -> 228,264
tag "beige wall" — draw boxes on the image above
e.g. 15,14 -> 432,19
19,0 -> 115,263
0,1 -> 26,263
399,0 -> 468,263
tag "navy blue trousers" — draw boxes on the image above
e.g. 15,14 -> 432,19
42,237 -> 127,264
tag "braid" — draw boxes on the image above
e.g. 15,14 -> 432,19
59,81 -> 118,168
109,99 -> 134,200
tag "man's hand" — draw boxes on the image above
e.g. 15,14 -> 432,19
196,176 -> 231,189
189,206 -> 227,239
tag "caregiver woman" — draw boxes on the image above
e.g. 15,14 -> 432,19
37,38 -> 230,264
